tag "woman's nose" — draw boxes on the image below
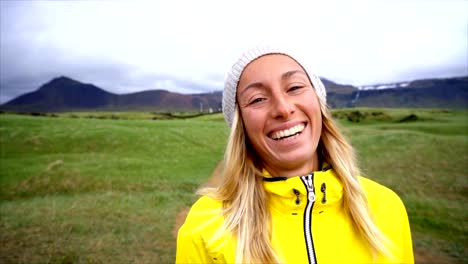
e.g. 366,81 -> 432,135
271,94 -> 295,119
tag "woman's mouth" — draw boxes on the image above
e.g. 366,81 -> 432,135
269,123 -> 306,141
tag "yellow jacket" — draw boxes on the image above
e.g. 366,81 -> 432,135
176,166 -> 414,263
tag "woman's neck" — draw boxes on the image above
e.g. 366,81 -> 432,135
263,154 -> 321,177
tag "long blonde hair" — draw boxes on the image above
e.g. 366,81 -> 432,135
200,98 -> 390,263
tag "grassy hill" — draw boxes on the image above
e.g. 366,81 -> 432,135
0,109 -> 467,263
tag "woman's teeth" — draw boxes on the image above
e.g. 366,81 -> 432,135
270,123 -> 305,140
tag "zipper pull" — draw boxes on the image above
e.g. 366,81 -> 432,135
308,190 -> 316,202
304,174 -> 315,202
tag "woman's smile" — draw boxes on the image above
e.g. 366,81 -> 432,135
268,122 -> 306,141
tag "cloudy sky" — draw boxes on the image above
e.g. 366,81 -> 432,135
0,0 -> 467,103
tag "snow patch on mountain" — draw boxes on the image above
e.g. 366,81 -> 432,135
358,82 -> 410,90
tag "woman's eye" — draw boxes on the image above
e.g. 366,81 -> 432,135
249,97 -> 265,105
288,86 -> 304,92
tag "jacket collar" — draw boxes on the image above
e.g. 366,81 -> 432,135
262,165 -> 343,214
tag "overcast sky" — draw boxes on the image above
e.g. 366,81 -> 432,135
0,0 -> 467,103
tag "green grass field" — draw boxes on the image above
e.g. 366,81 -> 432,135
0,109 -> 467,263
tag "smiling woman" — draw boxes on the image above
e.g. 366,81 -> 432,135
175,45 -> 414,264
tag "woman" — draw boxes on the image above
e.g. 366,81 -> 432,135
176,46 -> 414,264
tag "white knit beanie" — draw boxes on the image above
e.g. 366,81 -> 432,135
222,45 -> 327,127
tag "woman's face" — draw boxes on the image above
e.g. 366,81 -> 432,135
237,54 -> 322,177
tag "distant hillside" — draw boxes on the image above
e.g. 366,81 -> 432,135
321,78 -> 359,108
325,76 -> 468,109
2,77 -> 119,112
1,76 -> 222,112
352,77 -> 468,109
352,77 -> 468,108
1,75 -> 467,112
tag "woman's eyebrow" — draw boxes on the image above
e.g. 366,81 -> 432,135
282,70 -> 307,80
239,82 -> 264,97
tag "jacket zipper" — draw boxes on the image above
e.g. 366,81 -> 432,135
301,173 -> 317,264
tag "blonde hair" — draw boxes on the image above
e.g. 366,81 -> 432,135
200,98 -> 391,263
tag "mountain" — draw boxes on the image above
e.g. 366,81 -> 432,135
322,77 -> 468,109
321,78 -> 359,108
3,77 -> 118,112
1,76 -> 222,112
1,76 -> 467,112
351,77 -> 468,108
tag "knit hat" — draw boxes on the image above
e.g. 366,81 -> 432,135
222,45 -> 327,127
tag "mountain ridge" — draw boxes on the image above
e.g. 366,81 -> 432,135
1,75 -> 467,112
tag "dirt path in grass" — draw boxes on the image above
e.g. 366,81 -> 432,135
172,160 -> 223,238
